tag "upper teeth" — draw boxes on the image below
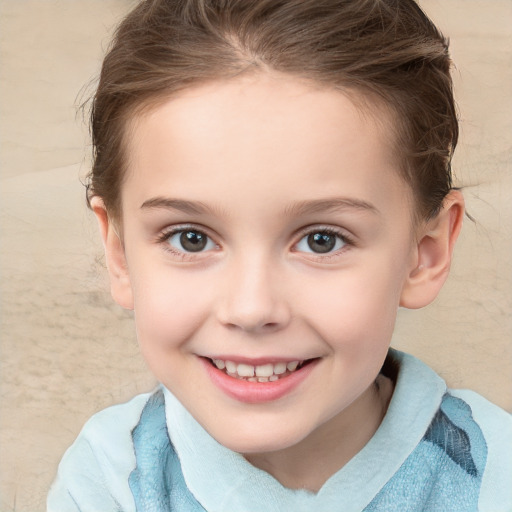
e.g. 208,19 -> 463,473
213,359 -> 301,378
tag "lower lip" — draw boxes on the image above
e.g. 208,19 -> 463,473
201,358 -> 319,404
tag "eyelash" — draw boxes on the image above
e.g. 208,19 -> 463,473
293,226 -> 355,259
156,224 -> 218,261
155,224 -> 355,260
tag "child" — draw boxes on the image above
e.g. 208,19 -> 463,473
48,0 -> 512,510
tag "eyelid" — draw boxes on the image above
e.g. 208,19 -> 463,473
294,224 -> 354,242
291,225 -> 355,257
155,223 -> 354,261
156,223 -> 220,258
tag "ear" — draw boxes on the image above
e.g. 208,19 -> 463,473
400,190 -> 465,309
90,197 -> 134,310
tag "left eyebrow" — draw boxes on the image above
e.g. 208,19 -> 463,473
283,197 -> 380,217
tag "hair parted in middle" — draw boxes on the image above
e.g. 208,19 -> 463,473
88,0 -> 458,222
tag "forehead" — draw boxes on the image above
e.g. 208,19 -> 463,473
122,73 -> 412,219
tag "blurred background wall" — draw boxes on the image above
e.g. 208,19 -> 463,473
0,1 -> 511,510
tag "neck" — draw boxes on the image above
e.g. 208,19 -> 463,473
244,374 -> 394,492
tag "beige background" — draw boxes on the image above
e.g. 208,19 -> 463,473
0,1 -> 511,510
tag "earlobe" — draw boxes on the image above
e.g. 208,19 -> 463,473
400,190 -> 465,309
90,197 -> 134,310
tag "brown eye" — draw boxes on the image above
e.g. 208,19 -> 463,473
307,233 -> 336,253
295,230 -> 345,254
167,229 -> 215,253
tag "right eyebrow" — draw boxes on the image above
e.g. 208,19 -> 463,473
140,197 -> 216,216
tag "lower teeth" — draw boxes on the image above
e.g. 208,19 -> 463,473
223,369 -> 297,381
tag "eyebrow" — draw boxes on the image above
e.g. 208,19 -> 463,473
283,197 -> 380,217
140,196 -> 379,218
140,197 -> 217,216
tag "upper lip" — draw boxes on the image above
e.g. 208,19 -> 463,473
200,355 -> 317,365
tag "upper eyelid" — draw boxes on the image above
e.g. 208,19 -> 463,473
291,225 -> 356,254
156,224 -> 221,254
156,223 -> 354,248
157,225 -> 219,260
158,223 -> 217,240
294,224 -> 353,241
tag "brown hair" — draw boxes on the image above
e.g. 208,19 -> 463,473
88,0 -> 458,221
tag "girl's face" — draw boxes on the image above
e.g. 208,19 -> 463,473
109,74 -> 420,454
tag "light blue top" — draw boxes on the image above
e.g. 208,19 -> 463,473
48,350 -> 512,511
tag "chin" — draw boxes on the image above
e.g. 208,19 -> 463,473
208,421 -> 310,455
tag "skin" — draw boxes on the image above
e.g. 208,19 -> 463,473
93,72 -> 464,492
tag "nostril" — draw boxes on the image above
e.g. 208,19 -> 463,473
223,320 -> 281,333
216,296 -> 291,333
245,321 -> 282,333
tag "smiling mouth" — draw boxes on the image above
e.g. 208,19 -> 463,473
206,358 -> 316,382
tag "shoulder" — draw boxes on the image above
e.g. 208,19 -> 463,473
47,390 -> 157,512
447,389 -> 512,510
382,350 -> 512,510
79,391 -> 156,449
448,388 -> 512,437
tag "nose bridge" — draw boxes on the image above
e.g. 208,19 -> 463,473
217,249 -> 290,333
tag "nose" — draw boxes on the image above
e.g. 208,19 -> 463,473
216,255 -> 291,334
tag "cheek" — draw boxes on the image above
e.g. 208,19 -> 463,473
297,262 -> 406,350
130,268 -> 213,352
